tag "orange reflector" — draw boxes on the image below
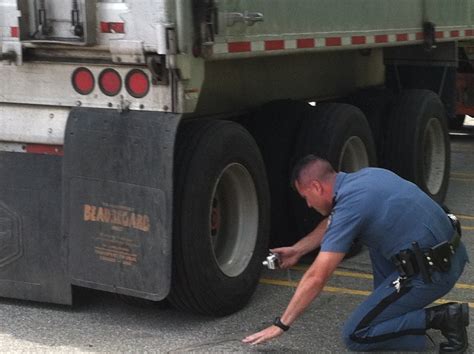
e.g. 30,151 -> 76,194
26,144 -> 64,156
125,69 -> 150,98
100,22 -> 125,34
72,67 -> 95,95
99,68 -> 122,96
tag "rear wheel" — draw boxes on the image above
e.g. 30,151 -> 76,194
344,88 -> 394,164
383,90 -> 450,203
169,120 -> 270,316
290,103 -> 376,239
292,103 -> 376,172
244,100 -> 310,247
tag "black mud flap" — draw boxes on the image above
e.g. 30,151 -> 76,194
0,152 -> 71,304
64,109 -> 181,301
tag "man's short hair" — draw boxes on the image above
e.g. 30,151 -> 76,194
290,155 -> 336,190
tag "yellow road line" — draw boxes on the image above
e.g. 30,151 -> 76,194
451,177 -> 474,182
290,266 -> 474,290
457,214 -> 474,221
292,265 -> 373,280
259,278 -> 474,308
455,283 -> 474,290
333,270 -> 373,280
260,278 -> 371,296
434,298 -> 473,306
462,225 -> 474,231
451,172 -> 474,177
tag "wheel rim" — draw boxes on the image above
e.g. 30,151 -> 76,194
209,163 -> 259,277
338,136 -> 369,172
422,117 -> 446,195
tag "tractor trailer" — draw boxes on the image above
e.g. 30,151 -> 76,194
0,0 -> 469,315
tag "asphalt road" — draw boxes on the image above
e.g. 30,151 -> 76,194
0,122 -> 473,352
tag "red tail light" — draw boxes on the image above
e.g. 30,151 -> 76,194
72,67 -> 95,95
99,69 -> 122,96
125,70 -> 150,98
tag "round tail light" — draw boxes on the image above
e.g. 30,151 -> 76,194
99,68 -> 122,96
125,69 -> 150,98
72,67 -> 94,95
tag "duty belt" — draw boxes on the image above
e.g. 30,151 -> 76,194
391,231 -> 461,284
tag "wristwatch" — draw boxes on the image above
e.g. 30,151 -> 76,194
273,316 -> 290,331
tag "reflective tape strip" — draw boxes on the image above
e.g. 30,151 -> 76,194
325,37 -> 342,46
10,26 -> 18,38
25,144 -> 63,156
297,38 -> 315,48
396,33 -> 408,42
0,142 -> 63,156
0,26 -> 19,39
215,28 -> 474,55
375,34 -> 388,43
228,41 -> 251,53
265,39 -> 285,50
0,142 -> 25,153
351,36 -> 366,45
100,22 -> 125,34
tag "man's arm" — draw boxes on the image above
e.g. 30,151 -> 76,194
242,250 -> 345,345
271,217 -> 329,268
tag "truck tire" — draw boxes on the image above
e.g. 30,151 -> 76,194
383,90 -> 450,203
290,103 -> 376,238
244,100 -> 310,247
344,88 -> 394,164
169,120 -> 270,316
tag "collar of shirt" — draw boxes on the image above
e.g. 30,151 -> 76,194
333,172 -> 347,204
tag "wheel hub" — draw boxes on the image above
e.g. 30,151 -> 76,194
422,117 -> 446,195
209,163 -> 259,277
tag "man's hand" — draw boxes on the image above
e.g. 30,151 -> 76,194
242,325 -> 283,345
270,247 -> 300,268
270,217 -> 328,268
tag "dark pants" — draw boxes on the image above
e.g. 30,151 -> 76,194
342,243 -> 469,351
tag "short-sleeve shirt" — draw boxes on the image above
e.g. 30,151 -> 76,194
320,168 -> 453,259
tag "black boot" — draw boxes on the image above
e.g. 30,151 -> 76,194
426,302 -> 470,353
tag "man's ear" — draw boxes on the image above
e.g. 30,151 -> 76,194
310,180 -> 323,194
294,180 -> 302,193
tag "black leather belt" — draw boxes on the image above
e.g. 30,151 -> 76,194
391,231 -> 461,283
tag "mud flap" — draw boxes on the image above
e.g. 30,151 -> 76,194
64,108 -> 181,301
0,152 -> 71,304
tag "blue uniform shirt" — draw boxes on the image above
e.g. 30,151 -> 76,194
321,168 -> 454,259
